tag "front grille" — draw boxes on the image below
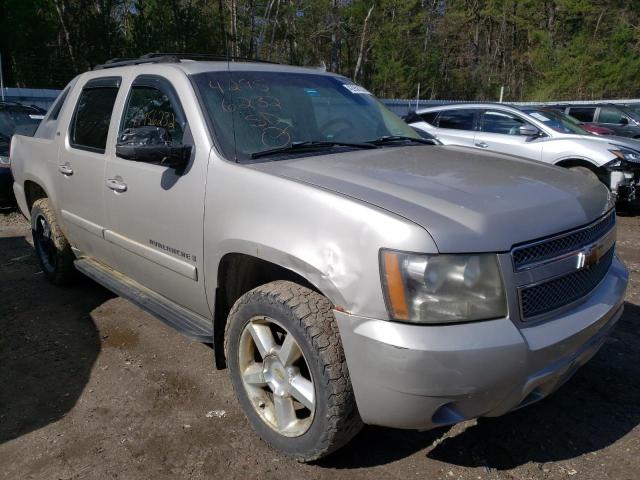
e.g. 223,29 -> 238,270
512,211 -> 615,270
519,247 -> 614,319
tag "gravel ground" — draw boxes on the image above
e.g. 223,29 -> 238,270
0,208 -> 638,480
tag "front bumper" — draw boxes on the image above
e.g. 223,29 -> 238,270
609,170 -> 639,202
335,255 -> 628,430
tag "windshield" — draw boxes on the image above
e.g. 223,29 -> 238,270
0,106 -> 42,155
523,108 -> 590,135
193,71 -> 421,161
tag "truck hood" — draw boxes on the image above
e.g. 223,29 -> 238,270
250,145 -> 612,252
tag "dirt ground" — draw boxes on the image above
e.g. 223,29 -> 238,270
0,206 -> 639,480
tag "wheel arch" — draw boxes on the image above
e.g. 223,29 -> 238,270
554,157 -> 603,173
23,179 -> 49,213
212,250 -> 343,369
554,157 -> 609,181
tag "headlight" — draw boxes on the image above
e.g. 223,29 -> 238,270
0,155 -> 10,167
380,249 -> 507,323
608,146 -> 640,166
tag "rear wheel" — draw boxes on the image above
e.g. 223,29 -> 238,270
31,198 -> 76,285
225,280 -> 362,461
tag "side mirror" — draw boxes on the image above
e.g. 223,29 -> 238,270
116,126 -> 191,171
619,117 -> 629,125
403,110 -> 423,124
517,125 -> 540,137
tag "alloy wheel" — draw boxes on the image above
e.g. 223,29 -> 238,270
238,316 -> 315,437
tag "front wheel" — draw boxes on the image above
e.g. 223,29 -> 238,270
569,166 -> 601,184
225,281 -> 362,461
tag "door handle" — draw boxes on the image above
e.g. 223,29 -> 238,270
106,178 -> 127,193
475,142 -> 489,148
57,163 -> 74,176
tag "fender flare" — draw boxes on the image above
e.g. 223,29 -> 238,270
209,239 -> 350,311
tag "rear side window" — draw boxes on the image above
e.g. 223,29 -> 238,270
70,78 -> 120,153
568,107 -> 596,122
479,110 -> 527,134
49,87 -> 70,121
437,110 -> 475,130
598,106 -> 627,124
420,111 -> 439,125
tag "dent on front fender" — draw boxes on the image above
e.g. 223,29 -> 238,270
213,239 -> 351,309
204,160 -> 437,319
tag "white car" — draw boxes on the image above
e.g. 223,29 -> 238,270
407,103 -> 640,202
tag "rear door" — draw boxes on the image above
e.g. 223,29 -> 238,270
473,109 -> 544,160
431,109 -> 478,147
103,74 -> 210,316
54,76 -> 121,265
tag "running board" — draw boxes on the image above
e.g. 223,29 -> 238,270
75,257 -> 213,342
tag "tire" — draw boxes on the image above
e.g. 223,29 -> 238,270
31,198 -> 76,285
225,280 -> 362,461
569,166 -> 600,183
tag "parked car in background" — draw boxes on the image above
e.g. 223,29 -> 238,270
623,103 -> 640,117
580,123 -> 616,136
554,103 -> 640,138
539,105 -> 615,135
9,54 -> 628,460
407,103 -> 640,202
0,102 -> 44,204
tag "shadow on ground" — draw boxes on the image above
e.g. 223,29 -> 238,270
0,234 -> 113,443
320,302 -> 640,470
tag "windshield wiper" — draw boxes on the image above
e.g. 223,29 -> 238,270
250,140 -> 377,159
367,135 -> 436,146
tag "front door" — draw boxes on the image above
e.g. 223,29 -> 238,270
54,76 -> 122,265
103,74 -> 210,316
433,108 -> 478,147
474,109 -> 544,161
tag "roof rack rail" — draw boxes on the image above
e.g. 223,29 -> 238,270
93,52 -> 281,70
142,52 -> 281,64
93,54 -> 180,70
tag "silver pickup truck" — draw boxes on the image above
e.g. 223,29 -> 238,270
9,55 -> 628,461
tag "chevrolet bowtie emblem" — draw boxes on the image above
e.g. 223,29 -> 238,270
577,244 -> 602,270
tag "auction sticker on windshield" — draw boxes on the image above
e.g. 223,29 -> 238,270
343,84 -> 371,95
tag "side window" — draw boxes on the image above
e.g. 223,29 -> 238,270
568,107 -> 596,122
437,110 -> 475,130
480,110 -> 528,135
598,106 -> 627,125
420,111 -> 439,125
121,84 -> 186,143
70,81 -> 120,153
49,87 -> 70,121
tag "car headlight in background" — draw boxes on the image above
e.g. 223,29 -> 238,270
607,146 -> 640,169
0,155 -> 10,168
380,249 -> 507,324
